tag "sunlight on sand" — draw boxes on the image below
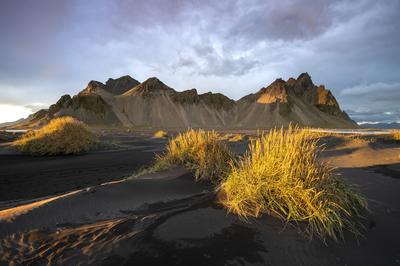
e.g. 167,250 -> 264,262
0,190 -> 82,222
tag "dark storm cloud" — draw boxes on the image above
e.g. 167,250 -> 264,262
0,0 -> 399,123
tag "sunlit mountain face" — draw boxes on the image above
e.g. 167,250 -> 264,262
0,0 -> 399,124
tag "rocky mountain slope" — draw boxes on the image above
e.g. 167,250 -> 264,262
233,73 -> 355,128
4,73 -> 357,129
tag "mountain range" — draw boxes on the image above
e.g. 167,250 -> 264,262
3,73 -> 357,129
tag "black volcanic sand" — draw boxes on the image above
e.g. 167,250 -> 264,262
1,135 -> 400,265
0,134 -> 167,202
1,165 -> 400,265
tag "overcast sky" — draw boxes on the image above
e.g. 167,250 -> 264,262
0,0 -> 399,123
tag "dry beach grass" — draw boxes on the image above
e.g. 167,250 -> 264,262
12,117 -> 97,155
140,127 -> 368,241
147,129 -> 234,182
392,131 -> 400,141
219,126 -> 368,241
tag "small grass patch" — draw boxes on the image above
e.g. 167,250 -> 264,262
12,117 -> 97,155
153,130 -> 168,139
392,131 -> 400,141
147,129 -> 234,182
219,126 -> 367,241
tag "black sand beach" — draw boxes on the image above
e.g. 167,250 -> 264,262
0,134 -> 166,202
1,134 -> 400,265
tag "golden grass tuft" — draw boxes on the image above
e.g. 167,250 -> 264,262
392,131 -> 400,141
219,125 -> 367,241
151,129 -> 234,182
12,117 -> 97,155
152,130 -> 168,139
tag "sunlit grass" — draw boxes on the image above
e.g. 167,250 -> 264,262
152,130 -> 168,139
219,125 -> 367,241
392,131 -> 400,141
12,116 -> 97,155
134,127 -> 368,241
147,129 -> 234,182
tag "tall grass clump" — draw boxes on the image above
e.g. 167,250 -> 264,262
12,117 -> 97,155
220,126 -> 367,241
152,129 -> 234,182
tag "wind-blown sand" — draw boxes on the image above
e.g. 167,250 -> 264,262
0,133 -> 400,265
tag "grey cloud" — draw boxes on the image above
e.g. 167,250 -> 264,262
226,0 -> 376,43
230,0 -> 333,41
346,110 -> 400,124
339,83 -> 400,122
340,83 -> 400,103
171,43 -> 261,76
197,56 -> 260,76
24,104 -> 49,113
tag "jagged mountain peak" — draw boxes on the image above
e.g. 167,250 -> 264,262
254,72 -> 330,104
106,75 -> 136,83
105,75 -> 140,95
171,88 -> 235,110
287,77 -> 297,84
125,77 -> 175,97
83,80 -> 105,93
297,72 -> 312,82
141,77 -> 170,88
198,91 -> 235,110
81,75 -> 140,95
88,80 -> 104,87
271,78 -> 286,85
257,79 -> 288,104
234,73 -> 352,124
